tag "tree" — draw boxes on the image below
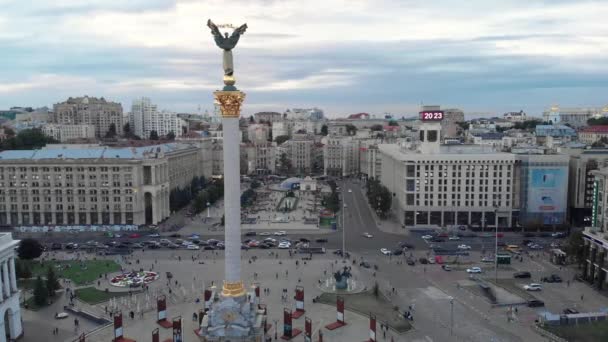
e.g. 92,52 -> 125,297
565,230 -> 585,267
370,124 -> 383,132
17,238 -> 43,260
250,180 -> 261,189
323,191 -> 340,213
320,124 -> 328,136
345,124 -> 357,136
275,135 -> 290,145
46,266 -> 60,297
149,130 -> 159,140
3,127 -> 15,137
105,123 -> 117,138
0,128 -> 58,150
249,116 -> 255,123
592,137 -> 608,147
166,131 -> 176,140
588,117 -> 608,126
388,121 -> 399,126
366,179 -> 392,216
277,153 -> 293,175
123,123 -> 131,136
33,276 -> 47,306
456,122 -> 470,131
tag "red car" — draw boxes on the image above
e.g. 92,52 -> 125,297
129,233 -> 141,239
497,233 -> 504,238
438,232 -> 449,238
247,240 -> 260,248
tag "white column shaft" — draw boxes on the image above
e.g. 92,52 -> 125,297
222,118 -> 241,282
9,258 -> 17,292
0,266 -> 4,301
2,262 -> 9,298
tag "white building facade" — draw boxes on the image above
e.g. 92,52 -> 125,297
130,97 -> 187,139
42,124 -> 96,142
0,234 -> 22,342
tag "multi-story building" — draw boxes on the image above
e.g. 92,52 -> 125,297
543,105 -> 608,127
579,126 -> 608,145
323,136 -> 360,177
42,124 -> 96,142
253,112 -> 283,123
211,139 -> 224,176
441,108 -> 465,138
564,147 -> 608,224
130,97 -> 187,139
53,96 -> 123,138
377,121 -> 568,228
360,144 -> 381,181
285,108 -> 324,121
582,167 -> 608,290
0,233 -> 23,342
243,142 -> 276,175
535,125 -> 577,145
247,124 -> 270,144
0,143 -> 207,226
503,110 -> 527,122
285,133 -> 314,175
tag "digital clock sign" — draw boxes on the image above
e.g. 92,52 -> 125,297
420,111 -> 444,121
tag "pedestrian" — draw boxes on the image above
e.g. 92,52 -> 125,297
581,294 -> 584,301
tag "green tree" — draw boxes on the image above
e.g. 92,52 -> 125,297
0,128 -> 58,150
3,127 -> 15,137
277,152 -> 293,175
366,179 -> 392,216
149,130 -> 159,140
105,123 -> 117,138
250,180 -> 261,189
456,122 -> 470,131
166,131 -> 176,140
249,116 -> 255,123
345,124 -> 357,136
388,121 -> 399,126
323,191 -> 340,213
370,124 -> 383,132
17,238 -> 43,260
33,276 -> 47,306
320,124 -> 328,136
275,135 -> 290,145
565,230 -> 585,267
588,117 -> 608,126
123,123 -> 131,137
46,266 -> 60,297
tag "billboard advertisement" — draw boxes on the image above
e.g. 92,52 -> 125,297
528,168 -> 567,223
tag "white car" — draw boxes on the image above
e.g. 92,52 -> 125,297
524,283 -> 542,291
263,238 -> 277,244
259,232 -> 272,236
148,233 -> 161,238
458,244 -> 471,250
448,236 -> 460,241
186,244 -> 200,250
466,267 -> 482,273
421,235 -> 433,240
380,248 -> 392,255
348,189 -> 352,193
362,232 -> 373,238
274,231 -> 287,236
278,242 -> 291,249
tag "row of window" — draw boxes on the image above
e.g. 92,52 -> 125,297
0,196 -> 134,203
1,181 -> 133,188
0,212 -> 134,225
1,203 -> 134,211
0,189 -> 133,195
0,166 -> 132,173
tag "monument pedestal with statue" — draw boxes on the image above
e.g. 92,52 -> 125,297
196,19 -> 267,342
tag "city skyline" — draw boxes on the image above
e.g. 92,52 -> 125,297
1,0 -> 607,116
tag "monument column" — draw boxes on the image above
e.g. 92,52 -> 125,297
215,90 -> 246,296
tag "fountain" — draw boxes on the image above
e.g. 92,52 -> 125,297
318,266 -> 366,294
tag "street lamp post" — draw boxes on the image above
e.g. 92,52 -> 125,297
494,204 -> 499,283
274,319 -> 278,340
207,201 -> 211,218
343,202 -> 347,259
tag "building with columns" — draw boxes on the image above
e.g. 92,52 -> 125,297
0,234 -> 22,342
0,143 -> 208,226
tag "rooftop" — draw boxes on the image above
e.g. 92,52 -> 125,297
0,143 -> 197,161
580,125 -> 608,133
378,143 -> 511,161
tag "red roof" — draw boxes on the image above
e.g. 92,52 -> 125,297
581,126 -> 608,133
347,113 -> 370,119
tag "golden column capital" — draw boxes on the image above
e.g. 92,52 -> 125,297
213,90 -> 246,118
221,280 -> 246,297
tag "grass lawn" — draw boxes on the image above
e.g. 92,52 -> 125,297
545,321 -> 608,342
318,291 -> 411,333
22,294 -> 60,311
29,260 -> 120,286
75,287 -> 135,305
17,278 -> 37,291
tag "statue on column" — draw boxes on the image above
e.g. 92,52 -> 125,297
207,19 -> 248,88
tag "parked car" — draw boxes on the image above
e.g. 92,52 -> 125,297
362,232 -> 373,238
51,243 -> 62,250
392,249 -> 403,256
148,233 -> 160,238
406,258 -> 415,266
513,271 -> 531,279
466,267 -> 482,273
204,245 -> 216,250
359,261 -> 371,268
315,238 -> 328,243
398,242 -> 414,249
380,248 -> 392,256
245,231 -> 257,237
421,235 -> 433,240
430,237 -> 445,242
541,274 -> 562,283
448,236 -> 460,241
299,238 -> 310,243
128,233 -> 141,239
259,232 -> 272,236
186,244 -> 200,250
278,242 -> 291,249
169,233 -> 181,238
442,265 -> 452,271
274,231 -> 287,236
527,299 -> 545,307
457,244 -> 471,250
563,308 -> 579,314
524,283 -> 542,291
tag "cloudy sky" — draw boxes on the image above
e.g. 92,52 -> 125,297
1,0 -> 607,117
